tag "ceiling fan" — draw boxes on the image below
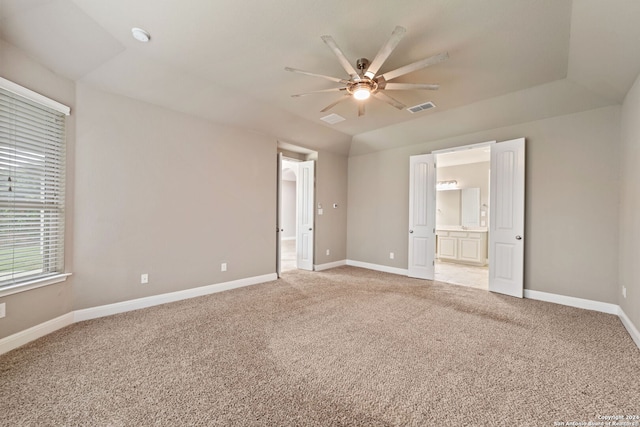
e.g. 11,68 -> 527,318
285,26 -> 449,117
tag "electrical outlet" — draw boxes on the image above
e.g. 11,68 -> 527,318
389,252 -> 394,260
140,273 -> 149,284
622,286 -> 627,299
0,302 -> 5,319
221,263 -> 227,272
326,249 -> 330,256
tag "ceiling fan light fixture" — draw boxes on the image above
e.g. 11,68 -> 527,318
353,87 -> 371,100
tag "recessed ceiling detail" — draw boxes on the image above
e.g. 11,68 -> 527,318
285,26 -> 448,118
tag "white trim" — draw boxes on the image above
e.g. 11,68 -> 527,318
0,312 -> 74,355
524,289 -> 619,315
431,140 -> 496,155
0,76 -> 70,115
618,307 -> 640,349
281,236 -> 296,241
0,273 -> 72,298
346,259 -> 408,276
314,260 -> 346,271
0,273 -> 277,355
3,273 -> 638,356
74,273 -> 277,322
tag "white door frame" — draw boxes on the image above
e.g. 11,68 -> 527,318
488,138 -> 525,297
296,160 -> 315,271
408,154 -> 437,280
276,153 -> 283,277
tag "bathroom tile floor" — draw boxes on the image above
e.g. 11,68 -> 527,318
280,238 -> 297,272
434,260 -> 488,290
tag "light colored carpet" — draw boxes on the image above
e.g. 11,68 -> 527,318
1,266 -> 638,426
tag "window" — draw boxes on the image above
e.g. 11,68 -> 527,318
0,78 -> 69,290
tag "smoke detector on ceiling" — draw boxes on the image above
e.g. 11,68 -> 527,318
131,27 -> 151,43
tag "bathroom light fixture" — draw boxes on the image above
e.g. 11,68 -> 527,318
131,27 -> 151,43
436,180 -> 458,191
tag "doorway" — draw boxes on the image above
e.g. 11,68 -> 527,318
434,144 -> 492,290
276,147 -> 316,277
409,138 -> 525,297
280,160 -> 298,272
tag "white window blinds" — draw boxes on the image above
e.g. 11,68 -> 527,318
0,83 -> 67,288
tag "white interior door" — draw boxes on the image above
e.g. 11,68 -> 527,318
296,160 -> 314,271
408,154 -> 436,279
489,138 -> 525,297
276,153 -> 283,278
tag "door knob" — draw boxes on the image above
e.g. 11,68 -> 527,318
409,230 -> 414,234
309,228 -> 313,231
515,235 -> 522,240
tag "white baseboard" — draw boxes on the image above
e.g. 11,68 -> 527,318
618,307 -> 640,349
314,260 -> 346,271
523,289 -> 619,315
4,272 -> 638,355
74,273 -> 277,322
1,273 -> 277,355
0,312 -> 74,355
346,259 -> 408,276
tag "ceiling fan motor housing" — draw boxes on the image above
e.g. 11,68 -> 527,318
356,58 -> 370,73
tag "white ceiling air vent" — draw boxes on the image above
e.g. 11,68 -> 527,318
407,101 -> 436,114
320,113 -> 346,124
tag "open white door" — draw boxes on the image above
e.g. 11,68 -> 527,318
276,153 -> 283,278
408,154 -> 436,280
296,160 -> 314,271
489,138 -> 525,297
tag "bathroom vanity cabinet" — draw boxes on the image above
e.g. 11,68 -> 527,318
436,228 -> 488,266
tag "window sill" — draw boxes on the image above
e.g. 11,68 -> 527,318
0,273 -> 72,298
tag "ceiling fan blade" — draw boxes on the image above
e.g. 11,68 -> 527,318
364,26 -> 406,79
292,87 -> 347,98
358,102 -> 365,117
285,67 -> 350,84
372,91 -> 406,110
382,83 -> 440,91
321,35 -> 360,80
380,52 -> 449,82
320,95 -> 351,113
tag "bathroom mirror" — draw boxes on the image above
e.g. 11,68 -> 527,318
436,187 -> 480,227
460,187 -> 480,227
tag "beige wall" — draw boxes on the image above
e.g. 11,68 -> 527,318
281,179 -> 296,240
315,151 -> 349,265
348,106 -> 621,304
619,72 -> 640,332
0,41 -> 349,339
73,84 -> 278,309
0,40 -> 75,338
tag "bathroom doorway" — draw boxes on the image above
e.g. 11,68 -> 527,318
434,144 -> 492,289
280,159 -> 298,272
